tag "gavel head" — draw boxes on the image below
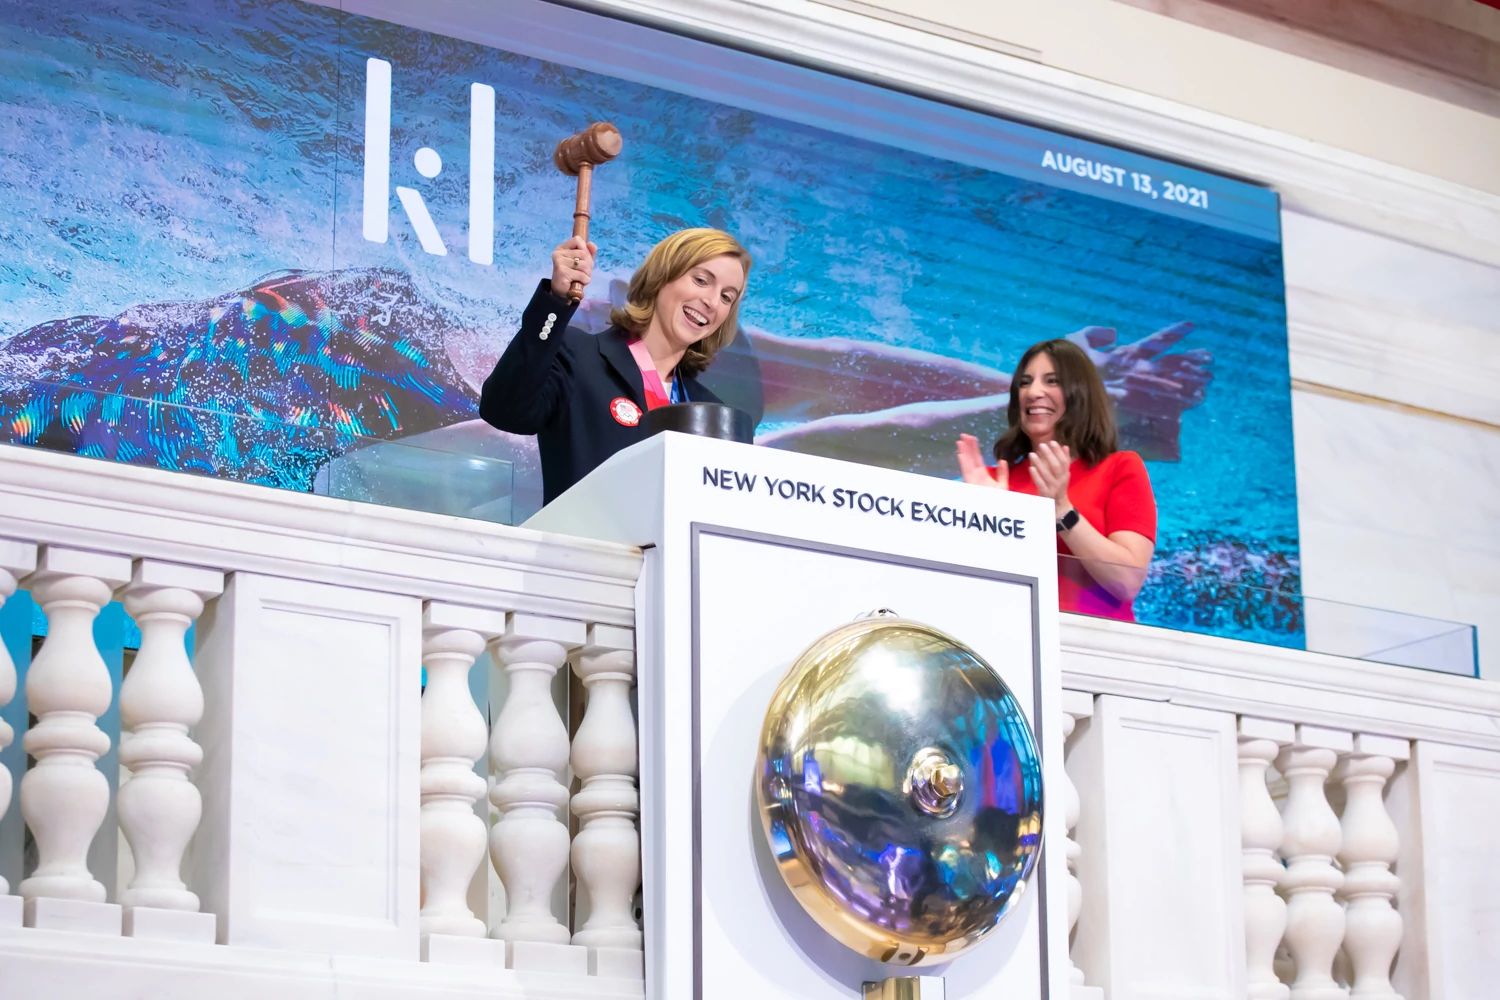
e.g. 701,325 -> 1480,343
554,122 -> 623,176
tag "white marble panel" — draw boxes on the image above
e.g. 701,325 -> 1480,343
1284,213 -> 1500,335
1283,212 -> 1500,426
1450,584 -> 1500,675
1299,523 -> 1454,635
1069,695 -> 1243,1000
1390,742 -> 1500,999
190,573 -> 422,958
1293,390 -> 1499,676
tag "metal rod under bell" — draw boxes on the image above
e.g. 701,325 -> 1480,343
862,977 -> 947,1000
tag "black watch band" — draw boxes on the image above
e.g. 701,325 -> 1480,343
1056,509 -> 1080,533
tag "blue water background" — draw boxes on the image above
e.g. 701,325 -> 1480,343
0,0 -> 1299,644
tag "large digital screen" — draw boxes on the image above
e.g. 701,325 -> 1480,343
0,0 -> 1300,644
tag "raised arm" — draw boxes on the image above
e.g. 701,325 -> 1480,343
479,237 -> 595,434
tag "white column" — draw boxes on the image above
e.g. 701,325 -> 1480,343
1277,725 -> 1352,1000
1334,734 -> 1408,1000
19,547 -> 131,903
419,602 -> 501,940
189,573 -> 422,958
1060,689 -> 1102,1000
1387,742 -> 1500,999
1067,695 -> 1245,999
570,623 -> 641,952
1241,717 -> 1295,1000
117,560 -> 222,914
0,540 -> 38,899
488,613 -> 584,945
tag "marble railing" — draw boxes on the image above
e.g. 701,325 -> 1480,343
1,444 -> 1497,1000
0,445 -> 646,999
1058,617 -> 1500,1000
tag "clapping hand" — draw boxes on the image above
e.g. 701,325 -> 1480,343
956,433 -> 1007,489
1028,440 -> 1072,514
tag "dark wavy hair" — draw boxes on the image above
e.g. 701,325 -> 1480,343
993,339 -> 1118,466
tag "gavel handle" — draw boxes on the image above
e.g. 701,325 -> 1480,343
568,163 -> 595,303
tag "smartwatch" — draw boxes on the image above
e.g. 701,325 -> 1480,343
1056,509 -> 1080,533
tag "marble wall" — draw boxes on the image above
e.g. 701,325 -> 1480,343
1285,211 -> 1500,678
809,0 -> 1500,193
1293,390 -> 1499,676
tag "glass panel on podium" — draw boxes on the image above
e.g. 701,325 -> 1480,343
314,434 -> 513,523
0,379 -> 514,523
1302,597 -> 1476,677
1057,552 -> 1478,677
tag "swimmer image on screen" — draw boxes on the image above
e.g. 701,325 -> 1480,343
0,0 -> 1298,646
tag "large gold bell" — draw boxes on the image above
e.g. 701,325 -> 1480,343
755,612 -> 1043,966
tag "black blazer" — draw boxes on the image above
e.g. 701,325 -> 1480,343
480,280 -> 727,505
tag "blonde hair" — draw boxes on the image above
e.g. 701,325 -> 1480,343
610,228 -> 752,376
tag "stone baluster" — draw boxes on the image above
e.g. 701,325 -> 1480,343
420,603 -> 501,941
1241,717 -> 1295,1000
19,547 -> 131,912
0,541 -> 38,904
116,561 -> 222,918
570,624 -> 642,955
1277,725 -> 1352,1000
1060,689 -> 1102,999
489,613 -> 584,946
1334,735 -> 1408,1000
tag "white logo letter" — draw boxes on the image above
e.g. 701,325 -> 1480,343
469,82 -> 495,266
363,57 -> 449,257
362,58 -> 392,244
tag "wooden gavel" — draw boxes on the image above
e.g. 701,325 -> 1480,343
554,122 -> 623,302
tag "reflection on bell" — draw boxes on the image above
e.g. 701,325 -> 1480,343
755,612 -> 1044,967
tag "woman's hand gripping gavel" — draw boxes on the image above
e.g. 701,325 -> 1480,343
550,235 -> 597,302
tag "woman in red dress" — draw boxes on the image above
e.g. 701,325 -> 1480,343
956,339 -> 1156,622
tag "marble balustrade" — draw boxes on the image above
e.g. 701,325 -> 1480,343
1060,617 -> 1500,1000
2,446 -> 1499,1000
0,446 -> 648,998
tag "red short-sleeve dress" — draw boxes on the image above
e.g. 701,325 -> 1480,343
995,451 -> 1157,622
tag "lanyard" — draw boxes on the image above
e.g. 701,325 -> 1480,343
627,337 -> 678,410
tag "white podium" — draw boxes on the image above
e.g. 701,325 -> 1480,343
528,433 -> 1068,999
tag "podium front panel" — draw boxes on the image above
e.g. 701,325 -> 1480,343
694,526 -> 1046,997
526,433 -> 1066,999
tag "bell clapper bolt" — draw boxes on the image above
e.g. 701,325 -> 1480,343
863,976 -> 947,1000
